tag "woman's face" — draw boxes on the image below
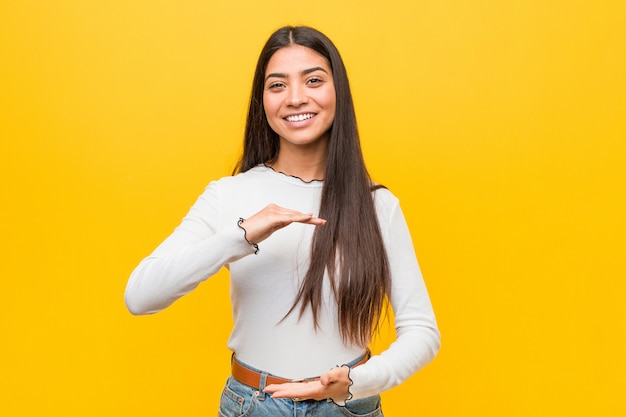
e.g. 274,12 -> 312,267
263,45 -> 336,150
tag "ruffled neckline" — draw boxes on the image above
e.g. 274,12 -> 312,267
263,164 -> 324,184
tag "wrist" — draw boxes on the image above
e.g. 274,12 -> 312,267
237,218 -> 259,254
329,365 -> 353,406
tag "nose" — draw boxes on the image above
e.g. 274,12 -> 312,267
286,84 -> 308,107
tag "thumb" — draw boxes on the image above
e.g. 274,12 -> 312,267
319,368 -> 339,386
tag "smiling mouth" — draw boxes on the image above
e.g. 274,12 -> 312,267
285,113 -> 315,122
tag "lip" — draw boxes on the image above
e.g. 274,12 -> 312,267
283,112 -> 317,123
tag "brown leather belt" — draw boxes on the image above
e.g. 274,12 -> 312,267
231,352 -> 370,390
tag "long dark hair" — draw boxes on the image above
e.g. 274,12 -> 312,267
234,26 -> 390,346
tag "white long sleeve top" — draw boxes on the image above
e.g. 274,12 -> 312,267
125,165 -> 440,400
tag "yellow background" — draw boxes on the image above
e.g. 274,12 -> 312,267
1,1 -> 625,416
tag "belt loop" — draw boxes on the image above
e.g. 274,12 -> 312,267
257,372 -> 268,401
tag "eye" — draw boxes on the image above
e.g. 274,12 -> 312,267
307,77 -> 324,86
267,81 -> 285,89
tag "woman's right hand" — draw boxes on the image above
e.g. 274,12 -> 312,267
241,204 -> 326,243
239,204 -> 326,244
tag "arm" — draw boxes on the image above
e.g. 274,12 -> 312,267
124,181 -> 255,315
124,181 -> 327,315
348,192 -> 440,399
265,191 -> 440,402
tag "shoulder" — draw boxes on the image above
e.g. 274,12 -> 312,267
371,185 -> 402,229
206,165 -> 270,191
190,166 -> 272,217
372,185 -> 400,210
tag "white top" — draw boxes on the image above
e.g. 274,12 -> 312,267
125,165 -> 440,400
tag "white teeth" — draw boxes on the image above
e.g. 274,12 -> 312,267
286,113 -> 314,122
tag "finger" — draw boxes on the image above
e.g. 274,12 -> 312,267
272,211 -> 325,227
264,386 -> 300,399
262,383 -> 292,394
266,209 -> 310,226
256,205 -> 320,225
299,217 -> 327,226
263,382 -> 321,399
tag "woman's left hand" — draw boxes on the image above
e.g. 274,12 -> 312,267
263,366 -> 351,404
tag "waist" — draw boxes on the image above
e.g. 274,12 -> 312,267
231,350 -> 370,390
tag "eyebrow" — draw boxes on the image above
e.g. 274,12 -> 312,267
265,66 -> 329,81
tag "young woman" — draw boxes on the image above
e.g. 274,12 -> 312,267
125,26 -> 440,417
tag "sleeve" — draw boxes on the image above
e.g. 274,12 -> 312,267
347,192 -> 441,400
124,181 -> 256,315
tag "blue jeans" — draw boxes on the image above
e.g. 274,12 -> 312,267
218,356 -> 383,417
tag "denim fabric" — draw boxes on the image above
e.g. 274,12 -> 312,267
218,355 -> 383,417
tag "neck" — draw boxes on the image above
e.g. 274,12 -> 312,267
271,142 -> 327,182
